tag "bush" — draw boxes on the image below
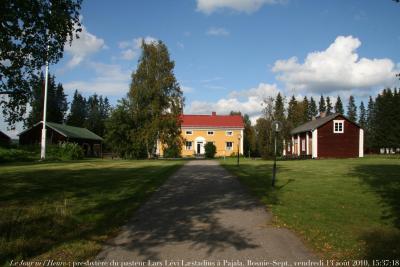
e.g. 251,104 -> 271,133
0,147 -> 35,163
56,142 -> 84,160
204,142 -> 217,158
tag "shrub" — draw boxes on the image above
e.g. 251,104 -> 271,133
0,147 -> 35,163
56,142 -> 84,160
204,142 -> 217,158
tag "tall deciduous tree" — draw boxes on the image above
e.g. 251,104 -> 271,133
0,0 -> 82,125
347,95 -> 357,121
129,41 -> 183,158
335,96 -> 344,114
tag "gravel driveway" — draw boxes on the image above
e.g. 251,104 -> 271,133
96,160 -> 316,265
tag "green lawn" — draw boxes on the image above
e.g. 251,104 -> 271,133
220,156 -> 400,260
0,159 -> 184,265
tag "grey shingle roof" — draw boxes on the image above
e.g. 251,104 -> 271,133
291,113 -> 342,135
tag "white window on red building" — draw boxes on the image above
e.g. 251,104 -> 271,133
333,120 -> 344,133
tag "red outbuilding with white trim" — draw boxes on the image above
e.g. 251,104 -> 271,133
284,113 -> 364,158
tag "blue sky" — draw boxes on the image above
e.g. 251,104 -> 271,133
2,0 -> 400,137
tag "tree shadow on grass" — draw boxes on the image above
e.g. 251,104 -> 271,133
0,163 -> 181,264
352,164 -> 400,259
222,162 -> 291,206
0,161 -> 264,263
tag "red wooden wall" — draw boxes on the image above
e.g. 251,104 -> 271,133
317,115 -> 360,158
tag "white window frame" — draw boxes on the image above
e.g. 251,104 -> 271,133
302,139 -> 306,151
333,120 -> 344,134
185,141 -> 192,150
287,143 -> 291,152
226,141 -> 233,150
207,131 -> 214,136
185,130 -> 193,135
226,131 -> 233,136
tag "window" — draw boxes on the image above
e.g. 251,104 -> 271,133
207,131 -> 214,136
302,140 -> 306,151
333,120 -> 344,133
185,141 -> 192,150
226,131 -> 233,136
226,142 -> 233,150
185,130 -> 193,135
287,143 -> 291,152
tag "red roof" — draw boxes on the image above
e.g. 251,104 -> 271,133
180,112 -> 244,128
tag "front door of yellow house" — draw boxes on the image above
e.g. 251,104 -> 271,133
197,142 -> 202,154
195,136 -> 205,155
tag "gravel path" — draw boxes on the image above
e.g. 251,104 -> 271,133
96,160 -> 316,265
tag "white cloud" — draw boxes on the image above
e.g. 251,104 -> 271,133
64,24 -> 105,68
185,83 -> 279,120
181,85 -> 194,93
196,0 -> 284,14
206,27 -> 230,36
118,36 -> 158,60
177,42 -> 185,49
272,35 -> 398,94
63,62 -> 130,96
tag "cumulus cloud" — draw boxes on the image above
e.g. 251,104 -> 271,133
64,24 -> 105,68
64,62 -> 130,96
196,0 -> 284,14
272,35 -> 398,94
206,27 -> 230,36
118,36 -> 158,60
185,83 -> 279,120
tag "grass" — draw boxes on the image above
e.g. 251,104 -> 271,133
220,156 -> 400,260
0,159 -> 184,266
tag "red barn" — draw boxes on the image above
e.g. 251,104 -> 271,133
284,113 -> 364,158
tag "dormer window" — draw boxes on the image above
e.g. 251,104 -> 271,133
333,120 -> 344,133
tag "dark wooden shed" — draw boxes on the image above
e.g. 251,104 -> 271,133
18,122 -> 103,157
0,131 -> 11,146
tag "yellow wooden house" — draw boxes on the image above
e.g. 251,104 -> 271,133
157,112 -> 244,157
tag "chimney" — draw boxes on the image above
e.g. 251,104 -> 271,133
320,111 -> 326,118
212,111 -> 216,116
312,116 -> 316,120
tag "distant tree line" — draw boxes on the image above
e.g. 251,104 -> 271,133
25,72 -> 112,139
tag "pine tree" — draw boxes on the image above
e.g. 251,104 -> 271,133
303,96 -> 310,122
366,96 -> 375,150
347,95 -> 357,121
326,96 -> 333,115
287,95 -> 297,130
25,73 -> 67,128
318,95 -> 326,114
309,97 -> 318,119
335,96 -> 344,114
358,101 -> 366,129
67,90 -> 87,127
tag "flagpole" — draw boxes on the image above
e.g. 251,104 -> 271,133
40,45 -> 49,160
